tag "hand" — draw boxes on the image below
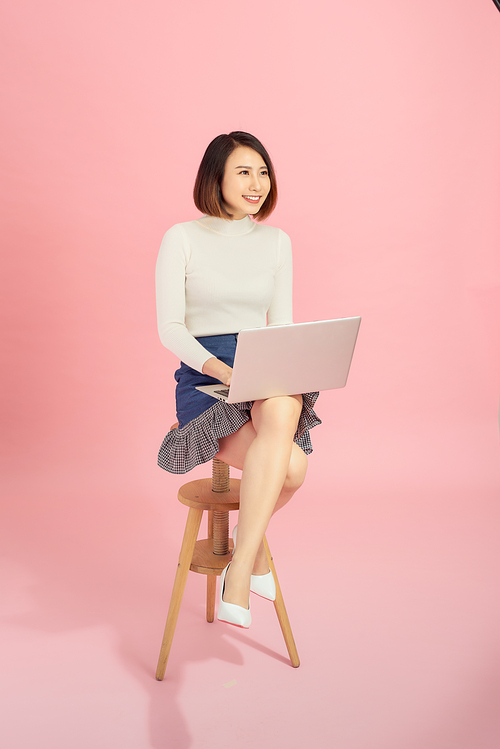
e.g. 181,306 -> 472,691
202,357 -> 233,386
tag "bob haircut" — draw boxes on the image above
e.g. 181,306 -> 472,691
193,131 -> 277,222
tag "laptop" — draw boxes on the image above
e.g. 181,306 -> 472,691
196,316 -> 361,403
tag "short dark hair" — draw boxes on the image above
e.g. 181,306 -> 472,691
193,131 -> 277,221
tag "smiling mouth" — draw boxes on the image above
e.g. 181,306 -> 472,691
243,195 -> 261,203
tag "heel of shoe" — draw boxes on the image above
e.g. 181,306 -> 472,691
250,570 -> 276,601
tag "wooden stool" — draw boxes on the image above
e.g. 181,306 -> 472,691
155,457 -> 300,679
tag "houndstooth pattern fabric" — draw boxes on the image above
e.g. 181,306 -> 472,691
157,392 -> 321,474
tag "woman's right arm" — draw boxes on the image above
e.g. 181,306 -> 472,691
156,225 -> 213,372
155,225 -> 232,382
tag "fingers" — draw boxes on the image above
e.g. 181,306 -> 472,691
202,356 -> 232,385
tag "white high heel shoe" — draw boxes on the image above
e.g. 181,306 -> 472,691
232,526 -> 276,602
217,563 -> 251,628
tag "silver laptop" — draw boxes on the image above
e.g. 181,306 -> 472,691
196,317 -> 361,403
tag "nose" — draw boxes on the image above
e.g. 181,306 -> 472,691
249,172 -> 263,192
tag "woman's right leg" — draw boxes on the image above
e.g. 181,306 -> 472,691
218,426 -> 308,578
216,397 -> 308,608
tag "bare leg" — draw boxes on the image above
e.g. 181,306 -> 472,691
252,445 -> 308,572
216,395 -> 304,609
217,414 -> 308,574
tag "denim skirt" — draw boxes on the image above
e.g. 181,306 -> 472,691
157,333 -> 321,474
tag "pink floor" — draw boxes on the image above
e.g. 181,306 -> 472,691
2,415 -> 499,749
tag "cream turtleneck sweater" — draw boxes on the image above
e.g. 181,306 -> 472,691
155,214 -> 293,372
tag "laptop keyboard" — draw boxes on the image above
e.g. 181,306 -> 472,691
214,388 -> 229,397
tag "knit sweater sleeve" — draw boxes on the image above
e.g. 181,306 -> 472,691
267,229 -> 293,326
155,224 -> 214,372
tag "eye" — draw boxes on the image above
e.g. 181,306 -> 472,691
260,170 -> 269,177
238,170 -> 250,175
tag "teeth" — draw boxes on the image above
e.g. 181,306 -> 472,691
244,196 -> 260,201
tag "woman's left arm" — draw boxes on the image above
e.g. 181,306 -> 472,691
267,229 -> 293,326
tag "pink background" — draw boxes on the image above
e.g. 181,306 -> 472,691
2,1 -> 500,747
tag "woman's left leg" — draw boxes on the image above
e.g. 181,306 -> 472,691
216,411 -> 308,576
221,394 -> 303,609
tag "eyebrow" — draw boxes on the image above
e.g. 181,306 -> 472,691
234,165 -> 268,169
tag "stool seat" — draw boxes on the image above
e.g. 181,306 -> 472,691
178,477 -> 241,511
155,458 -> 299,679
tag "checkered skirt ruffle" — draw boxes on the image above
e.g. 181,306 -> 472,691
157,391 -> 321,474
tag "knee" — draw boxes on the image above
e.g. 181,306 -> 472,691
283,447 -> 308,494
258,395 -> 302,433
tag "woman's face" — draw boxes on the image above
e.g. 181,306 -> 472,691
220,146 -> 271,220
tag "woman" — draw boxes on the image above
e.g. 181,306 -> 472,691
156,131 -> 320,628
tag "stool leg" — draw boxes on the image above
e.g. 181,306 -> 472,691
263,535 -> 300,668
206,507 -> 229,622
206,510 -> 216,622
206,575 -> 216,622
155,507 -> 203,680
